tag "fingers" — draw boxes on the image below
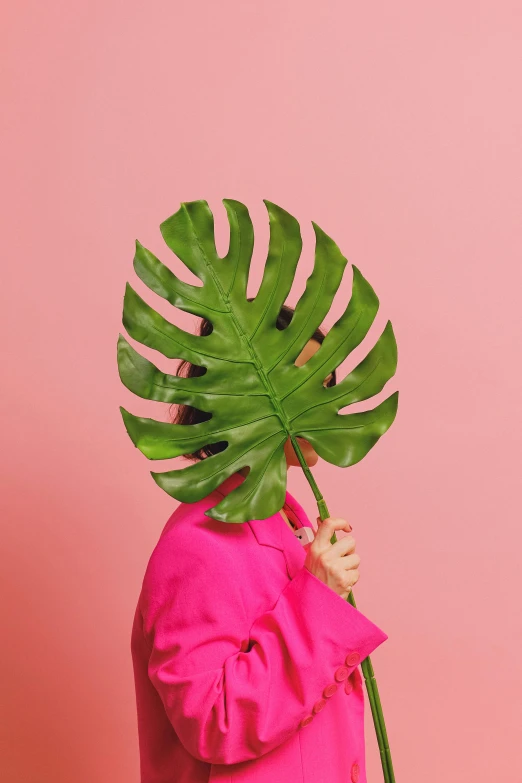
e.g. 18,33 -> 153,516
305,515 -> 361,599
314,516 -> 352,549
330,534 -> 358,561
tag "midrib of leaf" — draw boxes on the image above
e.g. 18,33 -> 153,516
187,210 -> 326,507
188,215 -> 295,440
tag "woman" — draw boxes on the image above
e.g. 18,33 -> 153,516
130,302 -> 388,783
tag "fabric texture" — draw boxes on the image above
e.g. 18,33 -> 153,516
130,471 -> 388,783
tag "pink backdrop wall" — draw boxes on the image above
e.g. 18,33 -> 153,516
2,2 -> 521,781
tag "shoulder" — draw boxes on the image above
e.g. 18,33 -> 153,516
140,492 -> 255,609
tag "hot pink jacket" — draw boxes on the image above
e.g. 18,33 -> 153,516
130,471 -> 388,783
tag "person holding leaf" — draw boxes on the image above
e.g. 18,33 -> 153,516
130,302 -> 389,783
122,198 -> 398,782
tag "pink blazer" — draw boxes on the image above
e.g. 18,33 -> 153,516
130,471 -> 388,783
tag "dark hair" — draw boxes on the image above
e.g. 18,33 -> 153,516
168,299 -> 337,461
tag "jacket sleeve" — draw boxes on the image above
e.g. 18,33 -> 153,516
141,518 -> 388,765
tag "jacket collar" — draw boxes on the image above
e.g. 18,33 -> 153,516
215,471 -> 314,579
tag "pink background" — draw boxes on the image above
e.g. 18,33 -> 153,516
2,2 -> 521,781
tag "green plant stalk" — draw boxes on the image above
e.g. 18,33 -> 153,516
289,435 -> 395,783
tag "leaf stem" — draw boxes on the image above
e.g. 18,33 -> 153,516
290,434 -> 396,783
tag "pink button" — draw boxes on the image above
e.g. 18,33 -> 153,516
312,698 -> 327,714
351,762 -> 360,782
345,651 -> 361,666
344,677 -> 353,695
299,715 -> 314,728
334,665 -> 349,682
323,683 -> 338,698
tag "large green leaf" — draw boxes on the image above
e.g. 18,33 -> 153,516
117,199 -> 398,523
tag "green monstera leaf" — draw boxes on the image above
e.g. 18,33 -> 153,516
117,199 -> 398,523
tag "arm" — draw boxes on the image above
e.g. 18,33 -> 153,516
141,522 -> 388,765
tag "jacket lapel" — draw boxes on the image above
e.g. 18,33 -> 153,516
215,471 -> 315,579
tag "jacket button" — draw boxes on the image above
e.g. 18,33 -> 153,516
344,677 -> 353,695
351,762 -> 360,782
334,665 -> 349,682
312,698 -> 327,714
299,715 -> 314,728
345,651 -> 361,666
323,683 -> 338,698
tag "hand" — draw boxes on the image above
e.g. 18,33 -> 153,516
304,517 -> 359,600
